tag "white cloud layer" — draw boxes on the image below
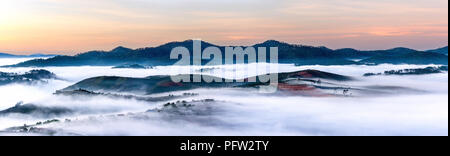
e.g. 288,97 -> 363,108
0,59 -> 448,135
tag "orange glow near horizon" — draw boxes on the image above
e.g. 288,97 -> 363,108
0,0 -> 448,55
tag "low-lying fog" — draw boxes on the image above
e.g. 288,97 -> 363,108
0,58 -> 448,136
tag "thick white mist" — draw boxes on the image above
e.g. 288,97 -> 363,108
38,89 -> 448,136
0,58 -> 39,66
0,58 -> 448,136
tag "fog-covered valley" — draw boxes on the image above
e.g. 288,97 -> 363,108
0,58 -> 448,136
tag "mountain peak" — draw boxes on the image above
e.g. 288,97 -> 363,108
263,40 -> 285,45
111,46 -> 132,53
391,47 -> 415,50
157,39 -> 217,49
254,40 -> 292,47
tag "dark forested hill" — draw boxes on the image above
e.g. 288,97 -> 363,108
427,46 -> 448,55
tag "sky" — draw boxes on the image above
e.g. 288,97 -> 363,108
0,0 -> 448,55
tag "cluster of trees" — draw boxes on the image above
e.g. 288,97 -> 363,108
364,66 -> 448,77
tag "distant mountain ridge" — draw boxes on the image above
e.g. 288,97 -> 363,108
3,40 -> 448,67
0,53 -> 57,58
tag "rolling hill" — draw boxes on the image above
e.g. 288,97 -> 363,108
61,70 -> 353,95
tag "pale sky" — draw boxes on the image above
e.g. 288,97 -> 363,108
0,0 -> 448,55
